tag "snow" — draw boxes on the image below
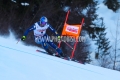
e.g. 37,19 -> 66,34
0,32 -> 120,80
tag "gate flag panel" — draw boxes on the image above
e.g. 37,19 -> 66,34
58,10 -> 84,59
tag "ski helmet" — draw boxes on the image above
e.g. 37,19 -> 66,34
40,16 -> 48,27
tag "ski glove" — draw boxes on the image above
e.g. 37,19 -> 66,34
57,36 -> 60,40
55,31 -> 61,42
21,36 -> 26,41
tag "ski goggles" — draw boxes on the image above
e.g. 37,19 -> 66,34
40,22 -> 46,27
41,21 -> 47,25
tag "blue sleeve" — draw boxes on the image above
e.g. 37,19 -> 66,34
48,24 -> 59,36
24,24 -> 36,36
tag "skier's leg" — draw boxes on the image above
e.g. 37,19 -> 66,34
41,42 -> 53,55
34,36 -> 53,55
47,41 -> 65,57
34,36 -> 42,45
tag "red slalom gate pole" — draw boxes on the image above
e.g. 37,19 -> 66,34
58,10 -> 70,48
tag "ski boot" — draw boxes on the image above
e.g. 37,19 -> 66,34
45,49 -> 53,56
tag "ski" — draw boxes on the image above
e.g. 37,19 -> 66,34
36,49 -> 70,61
36,49 -> 57,56
36,49 -> 58,56
36,50 -> 48,54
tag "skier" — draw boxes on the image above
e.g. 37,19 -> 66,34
21,16 -> 65,57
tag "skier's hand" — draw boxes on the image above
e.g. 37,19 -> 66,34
57,36 -> 61,41
55,31 -> 61,42
21,36 -> 26,41
57,36 -> 61,43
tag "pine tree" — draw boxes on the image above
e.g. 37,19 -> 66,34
94,18 -> 111,67
103,0 -> 120,12
95,18 -> 111,59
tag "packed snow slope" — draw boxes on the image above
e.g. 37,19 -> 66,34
0,32 -> 120,80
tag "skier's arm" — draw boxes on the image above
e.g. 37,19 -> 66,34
48,24 -> 59,36
48,24 -> 61,41
24,24 -> 36,36
21,24 -> 36,41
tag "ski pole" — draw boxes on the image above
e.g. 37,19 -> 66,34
16,39 -> 21,44
63,41 -> 73,49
